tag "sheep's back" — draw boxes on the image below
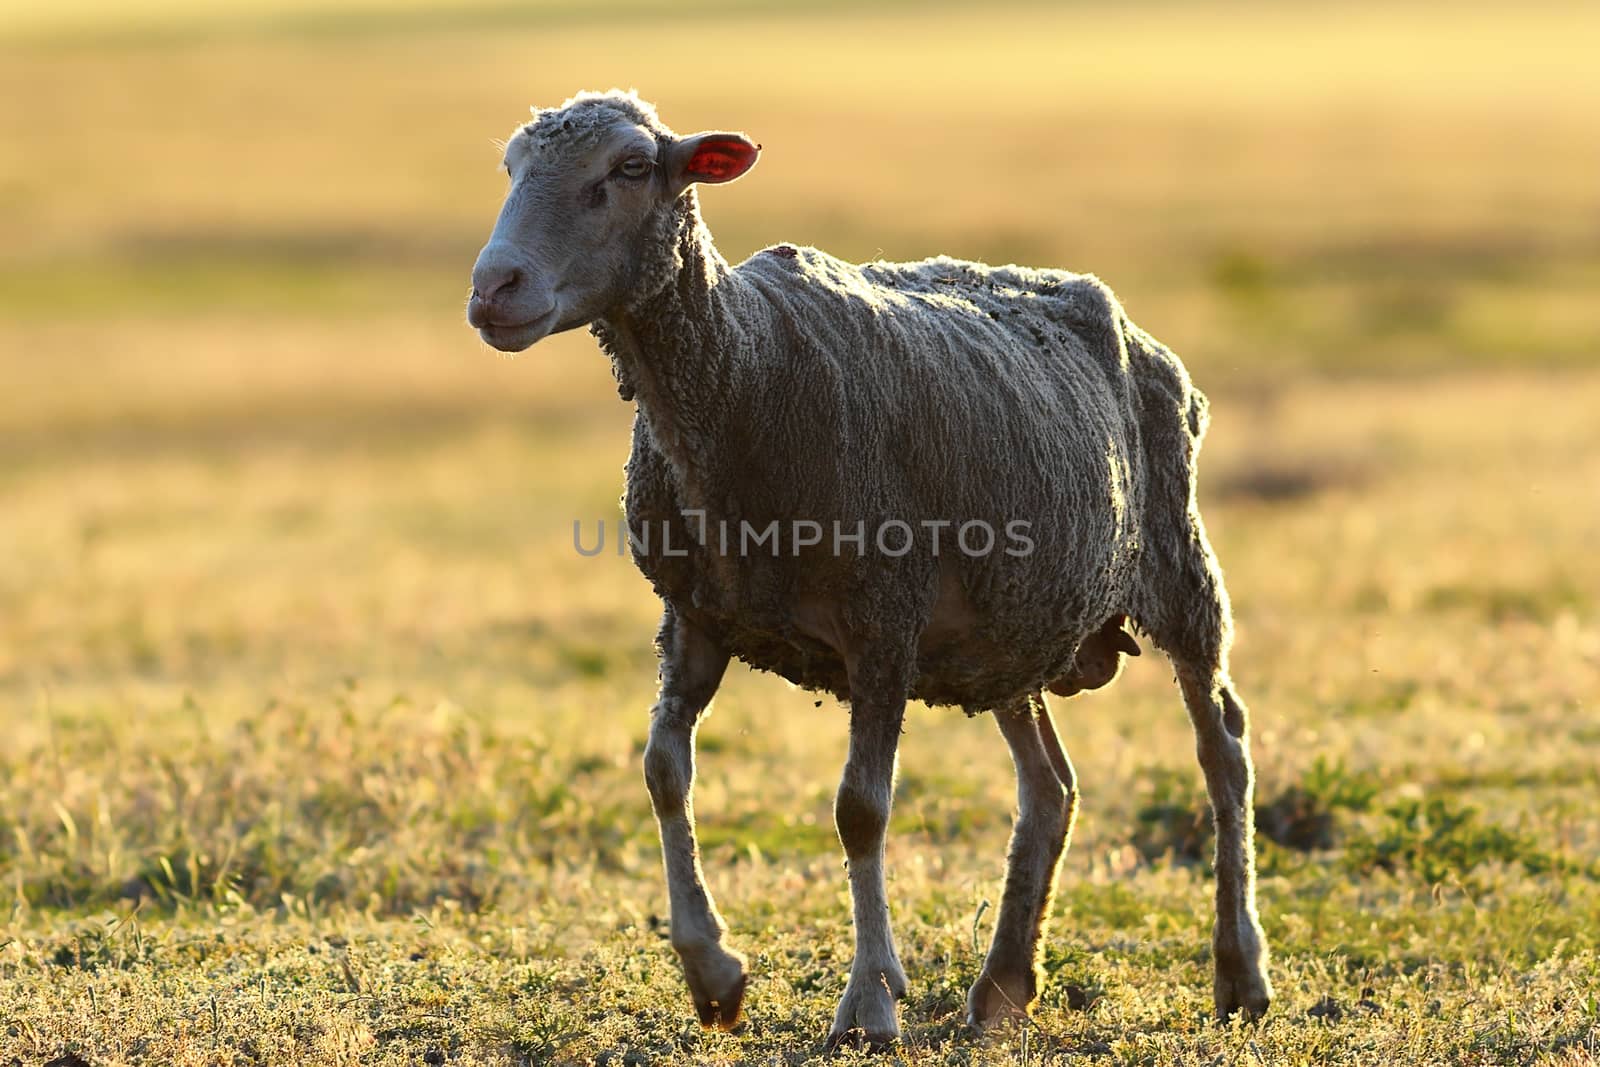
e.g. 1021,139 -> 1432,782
728,249 -> 1154,683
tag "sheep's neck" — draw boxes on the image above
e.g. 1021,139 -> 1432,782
598,206 -> 754,512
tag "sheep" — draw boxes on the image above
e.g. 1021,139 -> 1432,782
467,89 -> 1273,1048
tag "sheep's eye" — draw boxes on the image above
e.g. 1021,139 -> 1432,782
614,157 -> 653,180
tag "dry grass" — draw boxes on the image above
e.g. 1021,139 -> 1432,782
2,2 -> 1599,1064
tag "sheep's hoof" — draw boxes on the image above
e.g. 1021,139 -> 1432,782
679,944 -> 749,1031
825,1025 -> 900,1055
1214,968 -> 1273,1022
1213,926 -> 1273,1022
826,970 -> 902,1054
965,970 -> 1035,1031
692,971 -> 748,1030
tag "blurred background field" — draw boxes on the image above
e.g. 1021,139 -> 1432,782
2,2 -> 1599,1064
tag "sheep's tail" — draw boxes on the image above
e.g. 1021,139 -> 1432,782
1120,313 -> 1229,666
1120,313 -> 1208,447
1185,382 -> 1211,444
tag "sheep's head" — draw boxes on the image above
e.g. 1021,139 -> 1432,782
468,90 -> 758,353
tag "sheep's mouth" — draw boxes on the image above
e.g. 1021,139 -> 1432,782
478,306 -> 559,353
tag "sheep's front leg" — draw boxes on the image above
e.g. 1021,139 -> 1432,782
642,610 -> 746,1030
1177,667 -> 1273,1020
968,694 -> 1077,1028
827,654 -> 911,1050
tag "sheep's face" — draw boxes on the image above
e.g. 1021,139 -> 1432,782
469,108 -> 758,353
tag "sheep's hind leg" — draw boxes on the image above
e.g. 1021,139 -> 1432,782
827,648 -> 912,1051
1144,497 -> 1272,1019
1176,664 -> 1273,1020
642,609 -> 746,1030
968,693 -> 1077,1029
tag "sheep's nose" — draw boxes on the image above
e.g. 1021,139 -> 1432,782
472,262 -> 522,303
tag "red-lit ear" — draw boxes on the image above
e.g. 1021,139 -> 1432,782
665,132 -> 759,196
683,136 -> 758,182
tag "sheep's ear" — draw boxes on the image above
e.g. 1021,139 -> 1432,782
664,132 -> 759,196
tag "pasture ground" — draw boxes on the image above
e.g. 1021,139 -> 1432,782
3,2 -> 1598,1063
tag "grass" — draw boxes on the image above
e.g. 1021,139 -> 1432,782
3,1 -> 1600,1063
